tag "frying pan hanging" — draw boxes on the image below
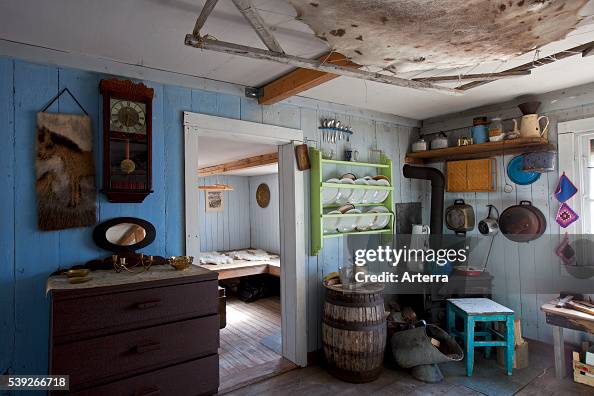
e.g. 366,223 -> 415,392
499,201 -> 546,242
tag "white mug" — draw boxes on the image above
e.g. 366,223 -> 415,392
412,224 -> 430,235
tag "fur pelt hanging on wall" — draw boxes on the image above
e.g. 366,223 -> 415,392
36,112 -> 97,230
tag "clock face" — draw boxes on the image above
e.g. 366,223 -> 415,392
109,98 -> 147,134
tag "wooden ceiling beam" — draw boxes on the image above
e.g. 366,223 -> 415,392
413,70 -> 531,83
192,0 -> 219,37
457,39 -> 594,91
258,52 -> 359,105
198,152 -> 278,177
184,36 -> 461,95
232,0 -> 284,53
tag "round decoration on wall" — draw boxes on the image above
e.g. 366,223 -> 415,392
256,183 -> 270,208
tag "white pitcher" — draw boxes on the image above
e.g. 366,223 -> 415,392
512,114 -> 549,139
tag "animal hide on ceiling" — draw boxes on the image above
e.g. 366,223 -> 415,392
289,0 -> 590,72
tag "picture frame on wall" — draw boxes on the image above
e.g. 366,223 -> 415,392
205,190 -> 224,212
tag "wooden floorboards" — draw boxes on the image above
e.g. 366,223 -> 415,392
225,339 -> 594,396
225,364 -> 593,396
219,295 -> 291,393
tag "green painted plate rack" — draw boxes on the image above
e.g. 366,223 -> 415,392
310,147 -> 394,256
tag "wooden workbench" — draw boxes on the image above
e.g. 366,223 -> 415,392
541,301 -> 594,379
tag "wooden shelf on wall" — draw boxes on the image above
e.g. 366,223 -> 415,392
405,137 -> 554,164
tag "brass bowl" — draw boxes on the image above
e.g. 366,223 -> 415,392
65,269 -> 91,278
68,276 -> 92,284
168,256 -> 193,271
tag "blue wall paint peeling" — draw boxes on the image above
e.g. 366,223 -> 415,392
0,56 -> 416,376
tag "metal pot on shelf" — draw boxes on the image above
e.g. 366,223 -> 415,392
412,138 -> 428,152
430,132 -> 448,150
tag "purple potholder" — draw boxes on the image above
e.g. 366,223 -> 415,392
556,202 -> 579,228
555,233 -> 576,265
555,172 -> 578,203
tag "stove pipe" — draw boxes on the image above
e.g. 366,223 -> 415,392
402,165 -> 444,235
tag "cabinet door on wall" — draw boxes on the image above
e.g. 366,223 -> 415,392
447,158 -> 496,192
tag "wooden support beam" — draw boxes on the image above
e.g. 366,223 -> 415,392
413,70 -> 531,83
583,46 -> 594,58
184,35 -> 461,95
232,0 -> 284,53
457,39 -> 594,91
259,52 -> 358,105
198,152 -> 278,176
192,0 -> 219,37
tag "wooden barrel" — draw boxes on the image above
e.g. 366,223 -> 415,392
322,283 -> 386,383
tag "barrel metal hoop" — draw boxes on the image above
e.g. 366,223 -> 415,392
323,317 -> 386,332
325,295 -> 383,308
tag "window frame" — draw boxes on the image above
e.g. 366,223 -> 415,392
558,117 -> 594,235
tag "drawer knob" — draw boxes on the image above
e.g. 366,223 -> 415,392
135,387 -> 160,396
135,300 -> 161,309
134,341 -> 161,354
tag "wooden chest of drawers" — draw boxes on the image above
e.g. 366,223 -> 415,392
48,266 -> 219,395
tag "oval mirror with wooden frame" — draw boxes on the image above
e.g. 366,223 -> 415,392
256,183 -> 270,208
93,217 -> 156,252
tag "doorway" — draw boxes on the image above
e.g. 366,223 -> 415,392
183,112 -> 307,390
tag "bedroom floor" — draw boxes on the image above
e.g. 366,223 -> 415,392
219,295 -> 294,393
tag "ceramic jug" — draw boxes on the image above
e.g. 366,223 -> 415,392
513,114 -> 549,139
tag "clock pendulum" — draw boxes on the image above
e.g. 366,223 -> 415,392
120,139 -> 136,174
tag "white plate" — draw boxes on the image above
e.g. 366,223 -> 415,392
323,210 -> 341,234
370,206 -> 390,230
372,179 -> 390,203
361,185 -> 378,204
356,212 -> 375,231
335,178 -> 355,205
322,178 -> 341,205
337,209 -> 361,233
349,178 -> 368,204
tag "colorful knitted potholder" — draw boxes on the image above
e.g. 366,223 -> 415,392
556,202 -> 579,228
555,172 -> 578,203
555,233 -> 576,265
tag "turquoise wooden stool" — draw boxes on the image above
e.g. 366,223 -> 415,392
446,298 -> 515,376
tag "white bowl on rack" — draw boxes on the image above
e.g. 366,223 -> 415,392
335,178 -> 355,205
323,210 -> 341,234
337,209 -> 361,233
371,179 -> 390,203
322,178 -> 341,205
356,211 -> 375,231
349,178 -> 368,204
369,206 -> 390,230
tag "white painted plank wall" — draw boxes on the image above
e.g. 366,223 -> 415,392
249,173 -> 280,254
417,89 -> 594,346
197,175 -> 251,252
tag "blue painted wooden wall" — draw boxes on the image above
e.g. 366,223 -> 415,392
0,56 -> 417,377
249,173 -> 280,254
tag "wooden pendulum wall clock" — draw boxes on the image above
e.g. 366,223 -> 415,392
99,79 -> 154,203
